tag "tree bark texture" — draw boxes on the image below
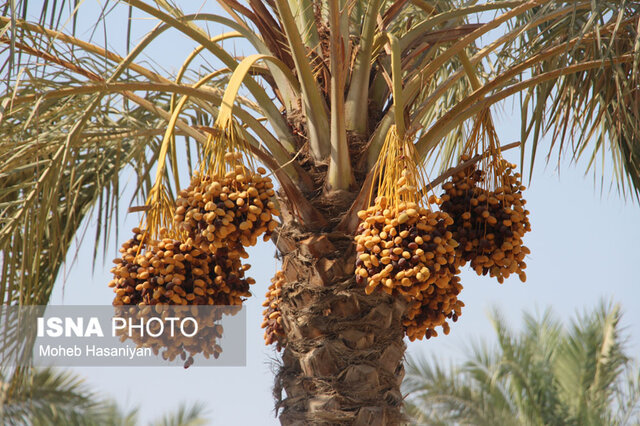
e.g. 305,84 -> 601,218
273,220 -> 407,425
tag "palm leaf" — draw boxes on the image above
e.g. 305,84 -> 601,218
0,367 -> 121,425
150,402 -> 209,426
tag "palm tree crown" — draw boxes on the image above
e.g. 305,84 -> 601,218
2,1 -> 639,306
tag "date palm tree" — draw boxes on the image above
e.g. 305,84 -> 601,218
403,302 -> 640,425
1,1 -> 639,424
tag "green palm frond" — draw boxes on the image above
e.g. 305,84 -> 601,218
404,356 -> 490,426
89,400 -> 140,426
611,363 -> 640,425
0,366 -> 210,426
498,1 -> 640,197
0,82 -> 166,306
0,367 -> 118,425
150,402 -> 209,426
404,301 -> 640,425
554,301 -> 628,424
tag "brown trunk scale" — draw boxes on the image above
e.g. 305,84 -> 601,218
272,201 -> 407,425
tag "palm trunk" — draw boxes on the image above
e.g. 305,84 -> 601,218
273,218 -> 407,425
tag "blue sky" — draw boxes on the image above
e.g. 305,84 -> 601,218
28,1 -> 640,424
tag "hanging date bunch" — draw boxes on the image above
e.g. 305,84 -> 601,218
354,125 -> 464,341
174,117 -> 280,254
109,149 -> 257,310
109,224 -> 252,366
440,109 -> 531,284
261,270 -> 286,350
109,227 -> 254,308
109,226 -> 251,367
107,119 -> 259,366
